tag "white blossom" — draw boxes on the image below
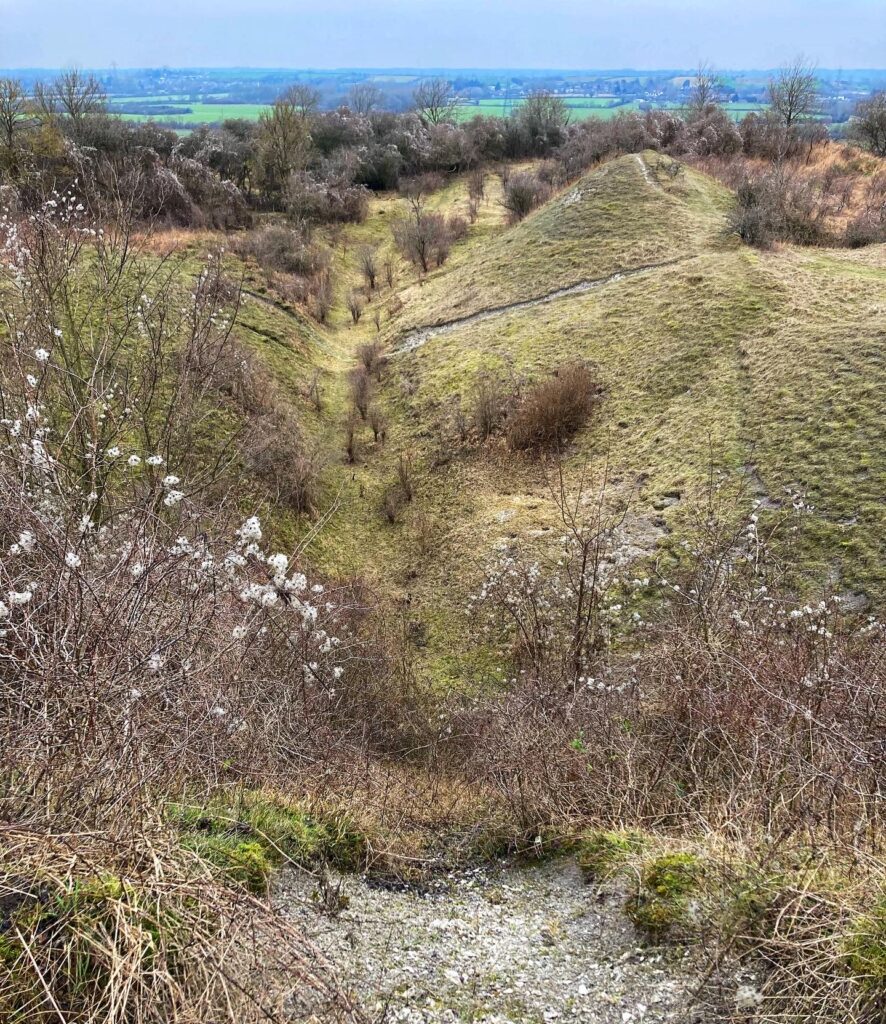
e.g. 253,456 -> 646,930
163,490 -> 184,507
34,348 -> 50,362
267,552 -> 288,576
734,985 -> 764,1010
238,516 -> 262,544
65,551 -> 81,568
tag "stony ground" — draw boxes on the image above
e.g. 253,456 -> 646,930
277,859 -> 712,1023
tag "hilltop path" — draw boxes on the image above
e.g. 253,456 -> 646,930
393,257 -> 685,354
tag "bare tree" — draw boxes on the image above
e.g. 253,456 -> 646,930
849,91 -> 886,156
278,83 -> 321,122
34,69 -> 106,139
257,90 -> 313,199
769,57 -> 819,133
347,290 -> 365,325
358,245 -> 378,290
392,208 -> 451,274
0,77 -> 31,167
348,82 -> 384,116
514,90 -> 569,149
412,78 -> 457,126
687,62 -> 721,119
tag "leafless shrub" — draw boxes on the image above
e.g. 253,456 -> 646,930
472,376 -> 508,440
347,289 -> 364,324
468,167 -> 486,203
358,245 -> 378,290
311,270 -> 334,323
381,484 -> 405,524
506,362 -> 597,452
358,340 -> 385,378
383,255 -> 397,289
397,451 -> 415,501
286,170 -> 369,225
501,171 -> 550,222
349,365 -> 371,418
243,413 -> 322,515
392,208 -> 453,274
368,406 -> 388,444
729,167 -> 830,247
456,471 -> 885,841
233,224 -> 326,277
412,512 -> 437,558
0,199 -> 406,1023
344,411 -> 360,463
305,368 -> 324,412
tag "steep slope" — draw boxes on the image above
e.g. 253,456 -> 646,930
394,152 -> 734,332
226,154 -> 885,687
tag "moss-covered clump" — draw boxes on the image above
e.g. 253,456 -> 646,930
171,789 -> 368,890
0,871 -> 186,1021
626,852 -> 704,940
182,836 -> 272,894
576,830 -> 645,881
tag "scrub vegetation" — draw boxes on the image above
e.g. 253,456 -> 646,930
0,62 -> 884,1023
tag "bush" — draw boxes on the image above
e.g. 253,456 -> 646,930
393,209 -> 455,273
844,212 -> 886,248
506,362 -> 597,451
233,224 -> 329,277
286,171 -> 368,225
501,171 -> 550,222
472,376 -> 508,440
349,365 -> 371,417
729,169 -> 829,248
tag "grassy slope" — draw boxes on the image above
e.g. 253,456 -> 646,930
393,152 -> 734,332
221,152 -> 885,686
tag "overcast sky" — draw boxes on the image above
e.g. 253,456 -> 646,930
1,0 -> 883,69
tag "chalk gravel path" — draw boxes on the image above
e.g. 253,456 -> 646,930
392,258 -> 682,355
278,859 -> 710,1024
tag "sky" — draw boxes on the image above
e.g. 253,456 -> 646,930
0,0 -> 883,70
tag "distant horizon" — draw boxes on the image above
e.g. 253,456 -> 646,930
3,65 -> 886,75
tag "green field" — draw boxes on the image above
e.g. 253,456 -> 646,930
455,96 -> 768,122
116,101 -> 270,124
104,91 -> 769,128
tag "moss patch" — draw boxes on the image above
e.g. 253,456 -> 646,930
626,852 -> 704,939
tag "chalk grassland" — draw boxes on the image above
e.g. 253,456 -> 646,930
217,153 -> 885,688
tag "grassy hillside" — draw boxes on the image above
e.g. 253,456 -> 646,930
220,152 -> 885,688
394,152 -> 735,331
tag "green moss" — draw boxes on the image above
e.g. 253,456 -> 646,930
576,830 -> 645,880
170,790 -> 368,885
626,852 -> 704,939
183,835 -> 271,894
0,933 -> 21,967
845,899 -> 886,991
